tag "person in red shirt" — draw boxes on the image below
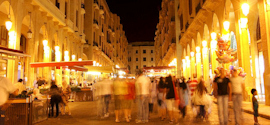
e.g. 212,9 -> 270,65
124,78 -> 135,122
189,74 -> 198,97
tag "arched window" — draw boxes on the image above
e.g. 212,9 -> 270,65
20,35 -> 27,53
256,17 -> 261,41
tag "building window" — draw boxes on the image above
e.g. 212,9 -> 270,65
143,50 -> 146,53
55,0 -> 60,9
143,65 -> 146,67
151,58 -> 153,61
76,10 -> 79,27
143,57 -> 146,61
180,14 -> 183,31
136,50 -> 138,54
136,66 -> 138,69
65,2 -> 68,17
136,58 -> 138,61
151,50 -> 153,53
189,0 -> 192,15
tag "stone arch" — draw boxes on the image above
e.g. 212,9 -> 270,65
196,32 -> 202,48
191,39 -> 195,53
212,13 -> 220,34
203,24 -> 210,46
187,44 -> 190,57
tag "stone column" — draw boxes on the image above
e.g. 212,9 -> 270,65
190,52 -> 195,79
196,47 -> 202,79
258,0 -> 270,105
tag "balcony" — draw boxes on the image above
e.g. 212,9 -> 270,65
32,0 -> 65,25
81,3 -> 85,14
107,40 -> 111,44
99,5 -> 104,15
65,19 -> 74,33
93,19 -> 99,29
93,0 -> 99,9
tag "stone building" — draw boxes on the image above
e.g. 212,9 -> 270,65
128,42 -> 155,74
0,0 -> 86,87
84,0 -> 128,68
154,0 -> 177,70
173,0 -> 270,105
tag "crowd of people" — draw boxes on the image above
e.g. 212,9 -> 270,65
94,68 -> 260,125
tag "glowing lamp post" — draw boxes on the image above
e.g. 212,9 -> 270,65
5,20 -> 12,31
223,21 -> 230,31
242,3 -> 249,16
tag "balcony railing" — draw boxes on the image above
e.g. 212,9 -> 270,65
93,41 -> 98,46
171,38 -> 176,43
171,16 -> 175,22
81,3 -> 85,9
107,40 -> 111,44
93,19 -> 98,25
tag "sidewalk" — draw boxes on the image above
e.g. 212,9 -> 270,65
213,98 -> 270,119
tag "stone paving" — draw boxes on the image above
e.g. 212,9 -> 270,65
35,101 -> 270,125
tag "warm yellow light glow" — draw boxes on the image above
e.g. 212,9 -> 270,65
78,58 -> 82,61
223,21 -> 230,31
242,3 -> 249,16
96,63 -> 99,66
185,56 -> 189,60
72,55 -> 76,60
55,46 -> 60,51
196,46 -> 200,52
150,69 -> 154,72
43,39 -> 48,46
182,59 -> 185,63
240,18 -> 248,28
118,71 -> 126,75
5,20 -> 12,31
211,40 -> 217,49
190,52 -> 195,57
87,71 -> 101,75
64,51 -> 69,55
202,40 -> 207,47
211,32 -> 217,40
116,65 -> 120,68
93,61 -> 96,66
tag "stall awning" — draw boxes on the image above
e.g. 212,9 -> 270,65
85,66 -> 113,73
30,60 -> 93,68
68,66 -> 88,72
0,46 -> 30,57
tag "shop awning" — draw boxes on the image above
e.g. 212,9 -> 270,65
68,66 -> 88,72
85,66 -> 113,73
0,46 -> 30,57
30,60 -> 93,68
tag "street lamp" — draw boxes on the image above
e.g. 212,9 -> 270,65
190,52 -> 195,57
241,3 -> 249,16
5,0 -> 12,31
211,32 -> 217,40
202,40 -> 207,47
196,46 -> 200,52
223,21 -> 230,31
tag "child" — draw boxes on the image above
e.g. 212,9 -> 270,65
251,89 -> 260,125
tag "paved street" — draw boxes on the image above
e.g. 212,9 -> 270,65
35,101 -> 270,125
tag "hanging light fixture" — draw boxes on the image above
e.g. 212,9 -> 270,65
5,0 -> 12,31
241,3 -> 249,16
223,21 -> 230,31
27,12 -> 32,39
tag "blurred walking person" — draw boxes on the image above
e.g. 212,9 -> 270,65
192,79 -> 208,119
60,81 -> 72,115
164,75 -> 179,124
95,76 -> 113,119
230,68 -> 245,125
213,68 -> 232,125
149,78 -> 157,119
49,81 -> 62,118
179,77 -> 189,118
157,77 -> 167,120
113,76 -> 128,122
124,78 -> 135,122
135,70 -> 151,123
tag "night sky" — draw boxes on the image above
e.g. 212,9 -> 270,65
106,0 -> 162,42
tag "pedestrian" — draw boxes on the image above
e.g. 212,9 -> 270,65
124,78 -> 135,121
179,77 -> 189,118
251,89 -> 260,125
230,68 -> 245,125
0,76 -> 18,124
149,78 -> 157,119
192,79 -> 208,119
189,74 -> 198,114
157,77 -> 167,120
164,75 -> 179,124
60,80 -> 72,115
135,69 -> 150,123
15,79 -> 26,94
48,81 -> 62,118
113,76 -> 128,122
213,68 -> 232,125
